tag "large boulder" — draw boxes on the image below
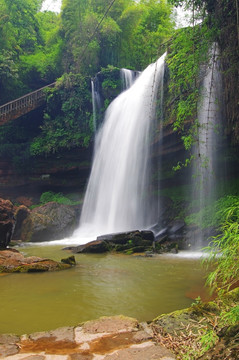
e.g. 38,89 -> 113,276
0,248 -> 75,272
153,219 -> 186,253
72,240 -> 112,254
71,230 -> 155,254
12,205 -> 30,240
0,198 -> 15,249
20,202 -> 78,242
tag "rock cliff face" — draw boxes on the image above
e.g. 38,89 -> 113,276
0,198 -> 15,249
0,147 -> 92,200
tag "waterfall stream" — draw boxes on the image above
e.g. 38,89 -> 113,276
120,68 -> 137,90
91,77 -> 102,133
191,43 -> 223,247
70,54 -> 166,244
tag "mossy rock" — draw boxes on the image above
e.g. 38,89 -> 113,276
126,246 -> 146,253
9,261 -> 72,273
61,256 -> 76,265
0,249 -> 73,273
153,301 -> 220,335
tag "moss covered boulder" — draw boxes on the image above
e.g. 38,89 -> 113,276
71,230 -> 155,254
150,288 -> 239,359
0,249 -> 75,273
20,201 -> 78,242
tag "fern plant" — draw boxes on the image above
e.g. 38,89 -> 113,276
204,197 -> 239,293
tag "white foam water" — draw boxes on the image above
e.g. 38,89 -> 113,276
50,54 -> 166,245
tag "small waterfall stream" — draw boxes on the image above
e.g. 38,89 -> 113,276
91,77 -> 102,132
191,43 -> 223,247
71,54 -> 166,244
120,68 -> 138,90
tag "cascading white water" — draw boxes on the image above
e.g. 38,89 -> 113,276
191,43 -> 223,247
91,77 -> 102,132
70,54 -> 166,244
120,68 -> 137,90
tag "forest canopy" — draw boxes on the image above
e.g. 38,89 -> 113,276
0,0 -> 176,156
0,0 -> 238,155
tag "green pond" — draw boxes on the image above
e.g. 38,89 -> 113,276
0,246 -> 209,335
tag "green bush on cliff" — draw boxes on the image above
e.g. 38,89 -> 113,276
186,195 -> 239,229
30,73 -> 93,155
40,191 -> 80,206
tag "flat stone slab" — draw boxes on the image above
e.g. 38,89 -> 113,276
81,316 -> 138,334
0,316 -> 175,360
103,341 -> 175,359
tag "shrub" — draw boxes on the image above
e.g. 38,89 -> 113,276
40,191 -> 80,206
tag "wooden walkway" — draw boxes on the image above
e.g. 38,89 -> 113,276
0,82 -> 56,125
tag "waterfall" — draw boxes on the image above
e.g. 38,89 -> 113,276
70,54 -> 166,244
120,68 -> 137,90
192,43 -> 223,246
91,77 -> 102,133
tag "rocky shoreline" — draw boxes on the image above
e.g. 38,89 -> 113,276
0,288 -> 238,360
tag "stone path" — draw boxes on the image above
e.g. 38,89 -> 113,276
0,316 -> 175,360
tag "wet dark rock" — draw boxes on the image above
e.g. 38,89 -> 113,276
97,230 -> 154,245
12,205 -> 30,240
183,224 -> 216,250
153,220 -> 185,253
20,202 -> 78,242
73,240 -> 111,254
154,227 -> 168,242
71,230 -> 155,254
168,219 -> 185,234
61,255 -> 76,265
0,198 -> 15,249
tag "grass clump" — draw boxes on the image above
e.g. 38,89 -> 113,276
203,197 -> 239,294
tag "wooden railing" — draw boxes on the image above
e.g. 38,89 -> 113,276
0,82 -> 56,124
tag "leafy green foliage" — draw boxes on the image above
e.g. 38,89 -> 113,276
169,0 -> 217,15
165,22 -> 218,174
186,195 -> 239,229
19,10 -> 63,88
0,111 -> 42,172
220,304 -> 239,326
61,0 -> 174,74
40,191 -> 80,205
0,50 -> 21,104
30,73 -> 93,155
0,0 -> 62,102
199,329 -> 219,353
203,197 -> 239,292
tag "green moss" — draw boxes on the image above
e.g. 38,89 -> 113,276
39,191 -> 80,206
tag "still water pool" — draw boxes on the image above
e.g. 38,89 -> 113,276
0,246 -> 209,335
